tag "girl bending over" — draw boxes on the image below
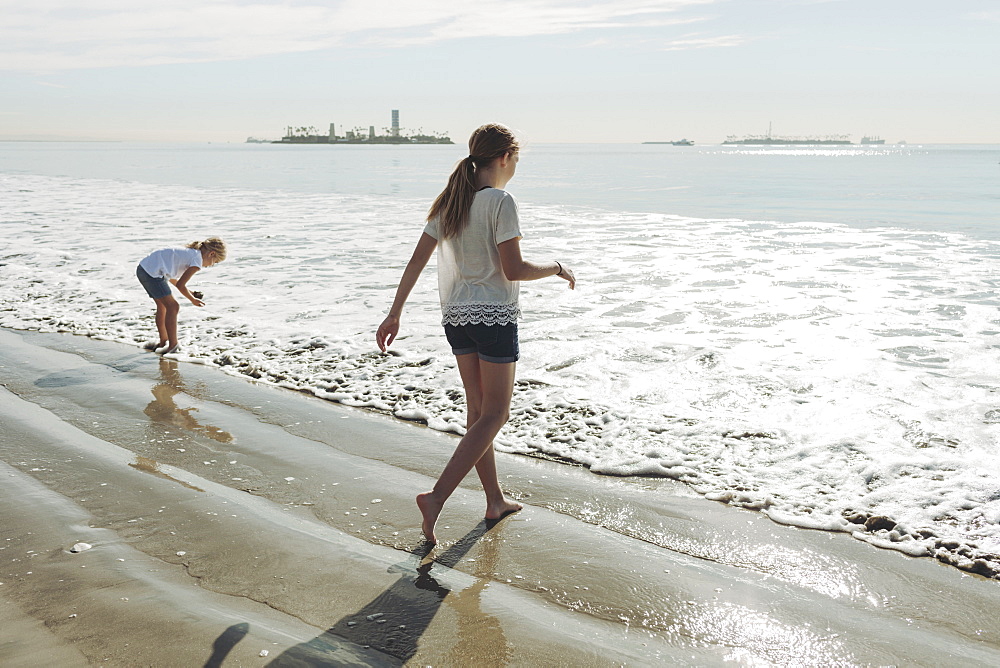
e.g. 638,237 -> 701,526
136,237 -> 226,354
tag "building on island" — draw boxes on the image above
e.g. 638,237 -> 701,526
266,110 -> 452,145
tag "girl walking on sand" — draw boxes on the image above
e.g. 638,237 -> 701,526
376,124 -> 575,543
136,237 -> 227,354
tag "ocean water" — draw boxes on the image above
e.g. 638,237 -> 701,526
2,141 -> 999,578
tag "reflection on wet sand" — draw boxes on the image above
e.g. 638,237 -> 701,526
144,357 -> 233,443
268,519 -> 513,666
443,523 -> 512,667
129,455 -> 204,492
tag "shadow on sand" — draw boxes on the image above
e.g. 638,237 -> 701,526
204,622 -> 249,667
263,517 -> 515,666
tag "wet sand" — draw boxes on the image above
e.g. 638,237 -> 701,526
2,327 -> 1000,667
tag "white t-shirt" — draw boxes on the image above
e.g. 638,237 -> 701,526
423,187 -> 522,326
139,247 -> 203,280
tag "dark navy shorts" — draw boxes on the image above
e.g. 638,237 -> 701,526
136,264 -> 172,299
444,322 -> 519,364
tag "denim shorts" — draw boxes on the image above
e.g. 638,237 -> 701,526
444,322 -> 519,364
136,264 -> 172,299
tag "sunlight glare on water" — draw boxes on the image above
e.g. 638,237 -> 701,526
2,141 -> 999,577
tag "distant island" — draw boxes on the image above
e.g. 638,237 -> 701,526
250,110 -> 452,145
722,128 -> 851,145
643,139 -> 695,146
722,136 -> 851,145
642,123 -> 888,146
721,123 -> 869,145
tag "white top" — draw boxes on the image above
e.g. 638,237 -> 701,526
423,187 -> 522,326
139,247 -> 203,280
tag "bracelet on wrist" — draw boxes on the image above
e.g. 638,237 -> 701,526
555,260 -> 563,277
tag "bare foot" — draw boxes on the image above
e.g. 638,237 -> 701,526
416,491 -> 444,544
485,497 -> 523,521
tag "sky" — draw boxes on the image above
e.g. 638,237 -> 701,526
1,0 -> 998,144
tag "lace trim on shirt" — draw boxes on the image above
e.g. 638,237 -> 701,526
441,301 -> 521,326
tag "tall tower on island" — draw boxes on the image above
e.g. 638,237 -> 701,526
391,110 -> 400,137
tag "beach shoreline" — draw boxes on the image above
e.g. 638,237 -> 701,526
2,327 -> 1000,666
4,160 -> 1000,584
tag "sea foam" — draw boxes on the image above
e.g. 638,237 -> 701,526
2,172 -> 999,578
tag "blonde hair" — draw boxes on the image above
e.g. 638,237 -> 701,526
427,123 -> 519,239
187,237 -> 227,262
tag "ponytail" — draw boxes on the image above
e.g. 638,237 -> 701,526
427,123 -> 519,239
187,237 -> 227,262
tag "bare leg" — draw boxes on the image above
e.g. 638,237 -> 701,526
417,358 -> 517,543
476,447 -> 522,521
155,295 -> 180,348
454,354 -> 523,520
154,301 -> 169,347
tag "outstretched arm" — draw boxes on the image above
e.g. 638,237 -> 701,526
497,237 -> 575,289
376,232 -> 438,351
173,266 -> 205,306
